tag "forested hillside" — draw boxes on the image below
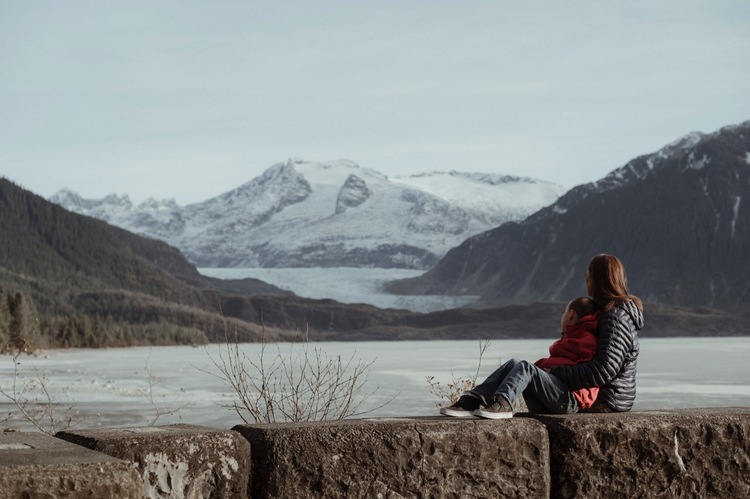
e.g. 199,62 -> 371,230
0,178 -> 292,348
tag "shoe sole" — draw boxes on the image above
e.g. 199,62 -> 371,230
439,408 -> 476,417
473,409 -> 513,419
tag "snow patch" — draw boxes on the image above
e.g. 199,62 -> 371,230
660,132 -> 704,157
731,196 -> 741,238
687,153 -> 711,170
393,171 -> 564,213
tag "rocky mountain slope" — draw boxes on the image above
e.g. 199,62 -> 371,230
50,159 -> 564,269
388,120 -> 750,312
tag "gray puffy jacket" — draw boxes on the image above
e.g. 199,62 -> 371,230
550,300 -> 643,412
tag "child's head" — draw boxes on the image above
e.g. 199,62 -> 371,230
561,297 -> 598,332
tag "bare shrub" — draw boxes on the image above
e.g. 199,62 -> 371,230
1,342 -> 187,432
141,351 -> 189,426
0,349 -> 76,434
426,339 -> 491,408
205,325 -> 388,424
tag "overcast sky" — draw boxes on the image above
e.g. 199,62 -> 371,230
2,1 -> 749,204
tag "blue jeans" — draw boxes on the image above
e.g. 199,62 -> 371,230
469,358 -> 579,414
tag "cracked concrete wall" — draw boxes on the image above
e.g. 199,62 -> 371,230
234,417 -> 551,498
234,410 -> 749,498
0,432 -> 142,498
533,408 -> 750,498
56,424 -> 251,499
20,409 -> 749,498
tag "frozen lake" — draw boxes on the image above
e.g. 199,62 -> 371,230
2,337 -> 749,432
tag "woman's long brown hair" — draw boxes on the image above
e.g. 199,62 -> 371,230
587,254 -> 643,312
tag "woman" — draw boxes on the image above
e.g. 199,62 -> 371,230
440,254 -> 644,418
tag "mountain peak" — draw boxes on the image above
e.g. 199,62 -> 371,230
285,158 -> 388,186
51,189 -> 134,217
138,197 -> 180,211
563,122 -> 747,201
391,119 -> 750,311
661,131 -> 705,154
50,159 -> 563,269
49,187 -> 82,204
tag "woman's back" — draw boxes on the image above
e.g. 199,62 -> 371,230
550,300 -> 644,412
596,301 -> 642,411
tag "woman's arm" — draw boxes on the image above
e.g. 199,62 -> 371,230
549,306 -> 636,390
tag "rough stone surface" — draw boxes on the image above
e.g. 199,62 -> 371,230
0,431 -> 141,498
56,424 -> 250,499
532,408 -> 750,498
234,416 -> 550,498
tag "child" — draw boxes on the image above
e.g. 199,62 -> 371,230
440,296 -> 599,418
534,297 -> 599,411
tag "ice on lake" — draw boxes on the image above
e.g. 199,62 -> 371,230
1,337 -> 748,432
4,268 -> 746,431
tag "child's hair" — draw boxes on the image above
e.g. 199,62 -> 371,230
568,296 -> 598,319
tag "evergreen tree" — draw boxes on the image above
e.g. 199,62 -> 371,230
8,291 -> 37,351
0,288 -> 9,346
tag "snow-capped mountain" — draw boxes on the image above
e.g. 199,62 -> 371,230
50,159 -> 564,269
389,120 -> 750,311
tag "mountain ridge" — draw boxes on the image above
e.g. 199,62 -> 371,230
388,120 -> 750,313
50,159 -> 565,269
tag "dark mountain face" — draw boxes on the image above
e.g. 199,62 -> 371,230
389,121 -> 750,312
0,179 -> 287,319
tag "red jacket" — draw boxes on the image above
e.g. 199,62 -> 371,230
535,313 -> 599,409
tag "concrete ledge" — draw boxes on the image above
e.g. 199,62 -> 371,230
56,424 -> 251,498
531,408 -> 750,498
233,416 -> 550,498
0,431 -> 141,498
2,409 -> 748,498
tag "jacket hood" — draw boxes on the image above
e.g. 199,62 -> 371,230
619,300 -> 644,330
